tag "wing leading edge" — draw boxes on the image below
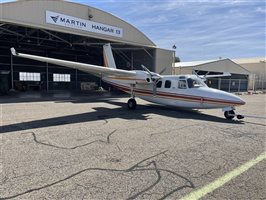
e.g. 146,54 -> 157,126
10,47 -> 136,77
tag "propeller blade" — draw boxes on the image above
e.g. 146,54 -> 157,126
141,64 -> 153,76
153,82 -> 157,96
158,67 -> 167,75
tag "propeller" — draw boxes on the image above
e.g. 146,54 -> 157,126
158,67 -> 167,75
141,65 -> 161,96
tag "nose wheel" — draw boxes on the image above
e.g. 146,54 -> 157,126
127,98 -> 137,110
224,110 -> 244,120
224,110 -> 235,120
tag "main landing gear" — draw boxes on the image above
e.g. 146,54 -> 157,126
127,84 -> 137,110
224,110 -> 244,120
127,98 -> 137,110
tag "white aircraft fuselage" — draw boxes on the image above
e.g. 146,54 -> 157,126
103,74 -> 245,109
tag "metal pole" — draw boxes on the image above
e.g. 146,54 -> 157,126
218,78 -> 221,90
10,52 -> 14,90
46,51 -> 49,91
46,62 -> 49,91
75,56 -> 78,90
75,69 -> 78,90
131,51 -> 134,70
238,79 -> 241,92
260,75 -> 262,90
228,79 -> 231,92
252,74 -> 255,91
262,75 -> 264,91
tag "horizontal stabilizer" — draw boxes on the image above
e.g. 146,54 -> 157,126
10,47 -> 18,56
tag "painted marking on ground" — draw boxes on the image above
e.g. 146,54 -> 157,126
180,151 -> 266,200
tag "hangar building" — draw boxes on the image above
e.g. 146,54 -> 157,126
173,59 -> 250,92
232,57 -> 266,90
0,0 -> 174,94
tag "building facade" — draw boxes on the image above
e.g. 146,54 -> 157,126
174,59 -> 250,92
0,0 -> 174,93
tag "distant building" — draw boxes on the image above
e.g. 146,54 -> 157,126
173,59 -> 250,92
233,57 -> 266,90
174,57 -> 266,91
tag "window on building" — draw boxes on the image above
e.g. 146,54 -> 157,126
164,80 -> 171,88
156,81 -> 162,88
53,74 -> 71,82
19,72 -> 40,81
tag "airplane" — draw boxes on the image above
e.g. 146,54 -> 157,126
10,44 -> 245,120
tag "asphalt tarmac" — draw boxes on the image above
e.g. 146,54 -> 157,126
0,93 -> 265,199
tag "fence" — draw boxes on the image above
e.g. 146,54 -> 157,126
249,74 -> 266,91
207,78 -> 249,92
206,77 -> 266,92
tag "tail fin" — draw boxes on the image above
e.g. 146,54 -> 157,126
103,43 -> 116,68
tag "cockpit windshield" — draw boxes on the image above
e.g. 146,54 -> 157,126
187,77 -> 206,88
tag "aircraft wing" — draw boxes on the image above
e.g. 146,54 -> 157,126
202,72 -> 231,78
10,48 -> 136,77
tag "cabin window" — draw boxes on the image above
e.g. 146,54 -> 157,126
156,81 -> 162,88
164,80 -> 171,88
178,80 -> 187,89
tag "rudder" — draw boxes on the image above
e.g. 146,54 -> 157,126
103,43 -> 116,68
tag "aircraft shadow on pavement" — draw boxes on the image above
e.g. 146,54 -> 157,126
0,92 -> 127,104
1,99 -> 243,134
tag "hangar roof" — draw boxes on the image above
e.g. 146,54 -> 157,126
175,59 -> 250,75
174,59 -> 219,68
0,0 -> 155,47
232,57 -> 266,64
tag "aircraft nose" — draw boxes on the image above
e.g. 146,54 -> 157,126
226,92 -> 245,106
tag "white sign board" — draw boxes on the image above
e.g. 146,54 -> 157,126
46,11 -> 123,38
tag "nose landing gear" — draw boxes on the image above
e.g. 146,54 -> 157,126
224,110 -> 235,120
224,110 -> 244,120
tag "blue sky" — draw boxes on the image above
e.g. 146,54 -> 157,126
1,0 -> 265,61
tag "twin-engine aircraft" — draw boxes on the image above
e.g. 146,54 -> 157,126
10,44 -> 245,120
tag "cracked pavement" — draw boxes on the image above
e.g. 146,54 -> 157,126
0,94 -> 265,199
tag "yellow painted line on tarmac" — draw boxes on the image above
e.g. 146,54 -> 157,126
180,151 -> 266,200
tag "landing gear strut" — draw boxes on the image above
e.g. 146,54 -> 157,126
127,98 -> 136,110
128,84 -> 137,110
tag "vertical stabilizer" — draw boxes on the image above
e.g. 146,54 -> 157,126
103,43 -> 117,68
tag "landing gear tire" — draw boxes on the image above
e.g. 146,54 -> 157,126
127,98 -> 137,110
237,114 -> 244,119
224,110 -> 235,120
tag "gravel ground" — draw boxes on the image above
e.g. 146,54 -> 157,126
0,93 -> 265,200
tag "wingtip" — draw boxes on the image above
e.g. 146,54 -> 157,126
10,47 -> 18,56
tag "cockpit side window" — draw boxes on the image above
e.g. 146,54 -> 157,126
164,80 -> 171,88
187,78 -> 205,88
178,80 -> 187,89
156,81 -> 162,88
187,78 -> 194,88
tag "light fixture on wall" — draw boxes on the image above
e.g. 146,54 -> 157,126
88,14 -> 93,20
88,9 -> 93,20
